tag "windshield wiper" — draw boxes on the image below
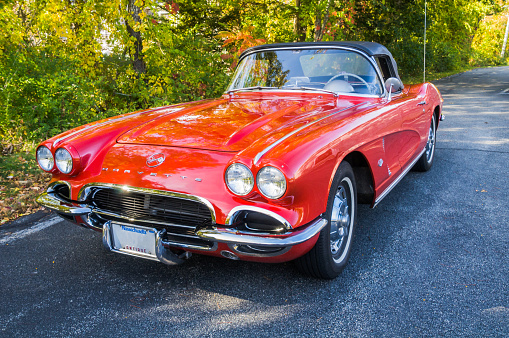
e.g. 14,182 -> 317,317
285,86 -> 338,97
226,86 -> 280,94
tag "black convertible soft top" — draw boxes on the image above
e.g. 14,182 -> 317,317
241,41 -> 401,81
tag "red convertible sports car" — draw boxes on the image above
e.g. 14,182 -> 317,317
36,41 -> 442,279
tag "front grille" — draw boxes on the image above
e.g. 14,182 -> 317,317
89,187 -> 214,248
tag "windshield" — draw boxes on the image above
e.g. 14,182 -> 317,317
228,48 -> 383,96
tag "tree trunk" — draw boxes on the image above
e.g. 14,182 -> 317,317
314,0 -> 332,42
125,0 -> 146,75
293,0 -> 306,42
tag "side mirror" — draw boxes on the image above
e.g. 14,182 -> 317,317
384,77 -> 403,93
384,77 -> 403,101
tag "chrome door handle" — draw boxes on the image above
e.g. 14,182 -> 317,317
417,101 -> 426,106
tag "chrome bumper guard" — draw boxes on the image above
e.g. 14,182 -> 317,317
36,192 -> 91,215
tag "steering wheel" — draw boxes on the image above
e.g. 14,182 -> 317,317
326,72 -> 370,92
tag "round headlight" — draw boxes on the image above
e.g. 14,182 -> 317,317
36,146 -> 54,171
257,166 -> 287,199
225,163 -> 254,196
55,148 -> 73,174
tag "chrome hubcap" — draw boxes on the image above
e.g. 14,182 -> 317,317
425,118 -> 436,162
330,185 -> 350,255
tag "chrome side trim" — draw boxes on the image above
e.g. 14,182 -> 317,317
225,205 -> 293,230
253,102 -> 370,164
373,147 -> 426,207
77,182 -> 216,224
196,217 -> 327,247
36,192 -> 92,215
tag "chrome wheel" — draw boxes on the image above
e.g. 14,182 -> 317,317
295,162 -> 357,279
425,115 -> 436,163
329,177 -> 355,264
330,186 -> 349,254
414,113 -> 438,172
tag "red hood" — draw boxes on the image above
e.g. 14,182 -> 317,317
117,93 -> 362,152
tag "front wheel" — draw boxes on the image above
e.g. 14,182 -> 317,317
414,114 -> 437,172
295,161 -> 357,279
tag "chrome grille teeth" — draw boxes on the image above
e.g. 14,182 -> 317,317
92,189 -> 211,227
90,188 -> 213,248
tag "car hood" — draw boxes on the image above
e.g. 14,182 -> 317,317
117,93 -> 362,152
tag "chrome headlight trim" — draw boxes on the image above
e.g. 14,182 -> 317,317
36,146 -> 54,171
225,163 -> 254,196
55,148 -> 73,174
256,166 -> 287,199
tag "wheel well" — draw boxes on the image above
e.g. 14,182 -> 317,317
343,151 -> 374,204
434,106 -> 440,129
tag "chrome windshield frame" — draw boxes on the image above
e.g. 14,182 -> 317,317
226,46 -> 388,98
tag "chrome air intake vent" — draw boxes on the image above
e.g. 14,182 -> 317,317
49,181 -> 71,200
230,210 -> 288,234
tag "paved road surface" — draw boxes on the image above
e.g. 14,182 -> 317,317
1,67 -> 508,337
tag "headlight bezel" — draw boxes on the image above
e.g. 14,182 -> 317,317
55,148 -> 74,174
256,166 -> 287,200
36,145 -> 54,172
225,163 -> 255,196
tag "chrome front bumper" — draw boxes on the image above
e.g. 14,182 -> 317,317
36,192 -> 91,215
37,190 -> 327,263
196,218 -> 327,247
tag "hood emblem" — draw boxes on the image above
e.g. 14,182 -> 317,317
146,153 -> 166,167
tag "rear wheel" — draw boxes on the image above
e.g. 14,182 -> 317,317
296,161 -> 357,279
414,114 -> 436,172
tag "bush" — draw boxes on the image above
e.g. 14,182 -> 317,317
0,50 -> 124,142
470,14 -> 509,67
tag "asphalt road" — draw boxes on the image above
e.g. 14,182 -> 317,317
1,67 -> 508,337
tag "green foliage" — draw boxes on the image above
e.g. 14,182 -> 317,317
0,49 -> 121,140
348,0 -> 503,80
0,0 -> 506,144
471,14 -> 509,66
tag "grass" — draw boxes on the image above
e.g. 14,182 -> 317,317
403,59 -> 509,84
402,65 -> 479,85
0,143 -> 51,225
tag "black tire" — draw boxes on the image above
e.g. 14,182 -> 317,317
414,114 -> 436,172
295,161 -> 357,279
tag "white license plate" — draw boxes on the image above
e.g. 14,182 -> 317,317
111,223 -> 157,259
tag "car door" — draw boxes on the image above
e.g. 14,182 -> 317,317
398,85 -> 430,168
355,99 -> 403,197
374,55 -> 429,171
